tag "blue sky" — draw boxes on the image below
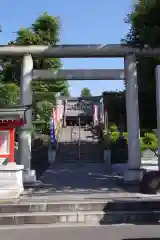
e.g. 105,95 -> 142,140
0,0 -> 132,96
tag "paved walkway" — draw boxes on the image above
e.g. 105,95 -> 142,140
1,225 -> 160,240
40,163 -> 123,194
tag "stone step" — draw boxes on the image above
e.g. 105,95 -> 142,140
0,181 -> 21,187
141,160 -> 158,165
0,210 -> 159,225
56,147 -> 103,160
0,201 -> 106,213
0,199 -> 160,213
0,189 -> 21,200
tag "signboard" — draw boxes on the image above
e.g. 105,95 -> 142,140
66,102 -> 92,111
0,119 -> 24,125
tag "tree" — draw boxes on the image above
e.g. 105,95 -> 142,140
0,83 -> 20,107
0,25 -> 3,82
36,100 -> 53,121
0,13 -> 69,134
0,12 -> 69,96
60,85 -> 71,97
80,87 -> 92,97
34,100 -> 53,134
123,0 -> 160,128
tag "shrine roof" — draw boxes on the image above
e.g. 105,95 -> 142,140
0,105 -> 31,124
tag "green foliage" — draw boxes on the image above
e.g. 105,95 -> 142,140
0,83 -> 20,106
143,132 -> 158,145
33,120 -> 50,135
0,13 -> 69,136
140,142 -> 157,152
123,0 -> 160,129
0,12 -> 69,99
60,86 -> 71,97
110,132 -> 120,144
105,126 -> 158,153
140,131 -> 158,151
31,125 -> 36,138
34,100 -> 53,134
109,124 -> 118,132
36,100 -> 53,122
80,87 -> 92,97
33,92 -> 56,104
103,92 -> 126,127
122,132 -> 128,140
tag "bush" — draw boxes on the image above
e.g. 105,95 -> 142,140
110,131 -> 120,144
143,132 -> 157,145
140,142 -> 157,152
109,124 -> 118,132
122,132 -> 128,140
109,131 -> 128,143
35,100 -> 53,123
33,120 -> 50,135
104,127 -> 158,153
139,132 -> 157,152
31,125 -> 36,138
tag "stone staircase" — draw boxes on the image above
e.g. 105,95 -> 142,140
0,198 -> 160,226
55,126 -> 103,163
79,142 -> 103,163
56,142 -> 103,163
56,142 -> 79,162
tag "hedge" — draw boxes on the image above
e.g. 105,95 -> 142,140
103,124 -> 158,152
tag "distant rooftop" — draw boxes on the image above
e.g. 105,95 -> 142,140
57,95 -> 102,102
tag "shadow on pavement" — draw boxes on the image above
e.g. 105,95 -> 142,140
37,162 -> 122,194
99,199 -> 160,225
31,138 -> 49,180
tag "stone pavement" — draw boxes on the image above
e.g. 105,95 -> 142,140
40,163 -> 123,194
1,225 -> 160,240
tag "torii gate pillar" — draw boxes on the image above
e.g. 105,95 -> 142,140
124,54 -> 142,183
19,54 -> 36,183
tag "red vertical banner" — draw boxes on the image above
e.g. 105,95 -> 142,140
10,128 -> 15,162
53,108 -> 57,129
102,102 -> 104,123
56,105 -> 60,122
94,104 -> 98,123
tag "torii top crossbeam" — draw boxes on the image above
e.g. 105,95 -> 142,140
0,44 -> 159,57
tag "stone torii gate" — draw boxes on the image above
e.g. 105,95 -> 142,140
0,44 -> 160,183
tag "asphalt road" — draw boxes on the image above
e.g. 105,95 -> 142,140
1,224 -> 160,240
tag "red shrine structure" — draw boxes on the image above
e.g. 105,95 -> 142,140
0,106 -> 29,164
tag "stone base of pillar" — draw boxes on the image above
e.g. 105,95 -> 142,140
0,163 -> 24,199
48,149 -> 56,164
124,168 -> 144,184
23,169 -> 36,184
